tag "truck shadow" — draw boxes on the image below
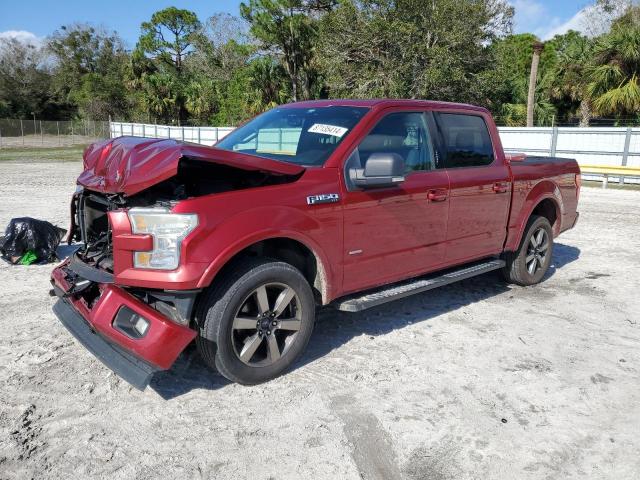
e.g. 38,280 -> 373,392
150,243 -> 580,399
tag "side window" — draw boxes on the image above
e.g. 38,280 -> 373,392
437,113 -> 494,168
355,112 -> 434,173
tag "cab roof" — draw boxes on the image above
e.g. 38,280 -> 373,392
280,99 -> 489,113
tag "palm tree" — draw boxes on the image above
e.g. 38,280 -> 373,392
550,34 -> 594,127
526,42 -> 544,127
587,22 -> 640,119
248,57 -> 287,114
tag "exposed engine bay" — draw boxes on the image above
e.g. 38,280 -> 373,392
62,156 -> 302,324
69,157 -> 302,272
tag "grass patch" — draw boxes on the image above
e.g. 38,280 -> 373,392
0,146 -> 87,162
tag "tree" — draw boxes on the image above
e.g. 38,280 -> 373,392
48,24 -> 129,119
240,0 -> 335,101
582,0 -> 633,37
316,0 -> 513,105
138,7 -> 202,73
526,42 -> 544,127
549,31 -> 594,126
248,56 -> 288,112
186,14 -> 257,125
0,38 -> 58,118
587,9 -> 640,119
137,7 -> 202,124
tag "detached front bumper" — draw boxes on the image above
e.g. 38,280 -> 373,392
51,259 -> 197,390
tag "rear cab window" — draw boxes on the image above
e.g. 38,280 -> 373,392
435,113 -> 495,169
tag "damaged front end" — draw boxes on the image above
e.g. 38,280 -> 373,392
51,186 -> 200,389
52,137 -> 305,389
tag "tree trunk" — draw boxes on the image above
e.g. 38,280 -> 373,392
579,98 -> 592,127
527,42 -> 544,128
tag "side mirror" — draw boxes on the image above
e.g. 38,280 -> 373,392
350,153 -> 405,188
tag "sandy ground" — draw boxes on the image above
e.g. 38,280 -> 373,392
0,162 -> 639,480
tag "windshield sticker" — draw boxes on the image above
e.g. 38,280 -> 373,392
308,123 -> 348,137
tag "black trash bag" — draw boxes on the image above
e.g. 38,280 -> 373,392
0,217 -> 67,264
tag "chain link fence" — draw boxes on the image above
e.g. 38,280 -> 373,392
0,119 -> 110,148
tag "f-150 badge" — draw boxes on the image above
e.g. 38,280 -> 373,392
307,193 -> 340,205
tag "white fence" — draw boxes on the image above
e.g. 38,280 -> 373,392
499,127 -> 640,168
110,122 -> 640,183
109,122 -> 234,146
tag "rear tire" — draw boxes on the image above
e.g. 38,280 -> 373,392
502,215 -> 553,286
195,258 -> 315,385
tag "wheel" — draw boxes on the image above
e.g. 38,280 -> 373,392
502,215 -> 554,286
195,258 -> 315,384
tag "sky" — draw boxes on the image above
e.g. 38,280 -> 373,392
0,0 -> 604,47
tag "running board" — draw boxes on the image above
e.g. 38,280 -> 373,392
335,259 -> 506,312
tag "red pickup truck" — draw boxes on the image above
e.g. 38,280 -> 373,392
51,100 -> 580,389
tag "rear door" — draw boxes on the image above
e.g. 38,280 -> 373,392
342,110 -> 450,293
433,111 -> 511,263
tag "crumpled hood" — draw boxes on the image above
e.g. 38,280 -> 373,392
77,136 -> 306,196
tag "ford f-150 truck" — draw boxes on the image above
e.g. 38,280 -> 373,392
51,100 -> 580,389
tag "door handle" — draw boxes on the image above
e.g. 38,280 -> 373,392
492,182 -> 509,194
427,189 -> 448,202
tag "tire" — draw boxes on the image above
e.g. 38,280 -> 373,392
195,258 -> 315,385
502,215 -> 554,286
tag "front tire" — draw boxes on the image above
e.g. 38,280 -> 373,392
502,215 -> 554,286
196,258 -> 315,385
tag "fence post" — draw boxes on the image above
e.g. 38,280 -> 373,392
181,126 -> 185,141
621,127 -> 632,167
215,127 -> 219,144
155,124 -> 158,138
120,123 -> 123,137
20,119 -> 24,146
550,127 -> 559,156
142,124 -> 146,138
197,127 -> 201,144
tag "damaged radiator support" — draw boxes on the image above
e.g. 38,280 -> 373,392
66,189 -> 202,327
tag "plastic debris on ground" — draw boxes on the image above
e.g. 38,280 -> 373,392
0,218 -> 67,265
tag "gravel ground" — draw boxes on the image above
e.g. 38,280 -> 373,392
1,161 -> 639,480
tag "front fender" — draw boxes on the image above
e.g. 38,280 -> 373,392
194,206 -> 337,302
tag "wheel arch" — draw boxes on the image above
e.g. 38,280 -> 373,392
506,180 -> 564,251
197,233 -> 332,306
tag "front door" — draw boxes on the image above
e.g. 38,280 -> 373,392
342,111 -> 450,294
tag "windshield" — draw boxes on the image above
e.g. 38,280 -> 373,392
215,106 -> 369,166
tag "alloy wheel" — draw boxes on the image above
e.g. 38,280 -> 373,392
231,282 -> 302,366
526,227 -> 549,275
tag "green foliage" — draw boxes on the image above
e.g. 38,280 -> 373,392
134,7 -> 203,124
47,24 -> 130,120
317,0 -> 514,106
2,1 -> 639,126
0,38 -> 60,118
548,31 -> 594,125
587,9 -> 640,117
138,7 -> 202,73
240,0 -> 332,101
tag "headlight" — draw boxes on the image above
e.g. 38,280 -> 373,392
128,208 -> 198,270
